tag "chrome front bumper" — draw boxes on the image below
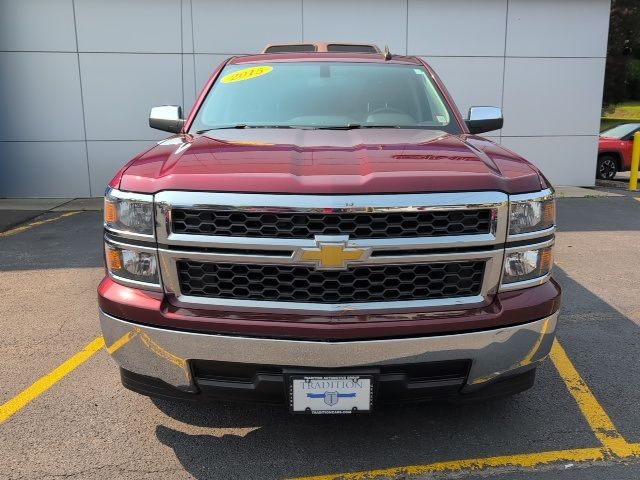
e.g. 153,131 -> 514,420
100,310 -> 558,394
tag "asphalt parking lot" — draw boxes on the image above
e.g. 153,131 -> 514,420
1,191 -> 640,479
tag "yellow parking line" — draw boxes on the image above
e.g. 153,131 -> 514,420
0,211 -> 81,238
290,447 -> 610,480
0,328 -> 187,425
0,336 -> 104,424
549,339 -> 634,456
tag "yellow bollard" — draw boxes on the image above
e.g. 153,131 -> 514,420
630,131 -> 640,191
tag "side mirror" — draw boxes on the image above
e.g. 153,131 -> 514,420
465,106 -> 503,134
149,105 -> 184,133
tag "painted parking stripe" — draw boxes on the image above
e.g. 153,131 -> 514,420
0,328 -> 181,424
290,447 -> 611,480
549,339 -> 635,457
0,211 -> 81,238
0,336 -> 104,424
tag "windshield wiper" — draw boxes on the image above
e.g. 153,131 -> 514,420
196,125 -> 248,133
197,124 -> 410,134
196,125 -> 295,134
360,125 -> 405,129
314,124 -> 407,130
314,124 -> 363,130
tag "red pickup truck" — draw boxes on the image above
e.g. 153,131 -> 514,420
99,50 -> 560,413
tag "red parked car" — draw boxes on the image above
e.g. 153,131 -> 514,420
99,48 -> 560,413
597,123 -> 640,179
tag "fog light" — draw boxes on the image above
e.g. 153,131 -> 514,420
105,242 -> 160,287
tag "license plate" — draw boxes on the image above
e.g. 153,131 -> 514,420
289,375 -> 373,414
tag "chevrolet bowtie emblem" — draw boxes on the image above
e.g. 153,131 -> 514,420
297,241 -> 370,270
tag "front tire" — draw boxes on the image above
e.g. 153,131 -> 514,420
597,155 -> 618,180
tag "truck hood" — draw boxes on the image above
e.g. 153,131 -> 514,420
118,129 -> 542,194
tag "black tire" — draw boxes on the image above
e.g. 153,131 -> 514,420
597,155 -> 618,180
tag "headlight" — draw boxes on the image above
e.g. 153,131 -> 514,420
104,188 -> 154,237
509,192 -> 555,236
105,241 -> 160,289
501,243 -> 553,288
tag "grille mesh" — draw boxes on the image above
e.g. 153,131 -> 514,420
171,209 -> 492,239
177,260 -> 485,303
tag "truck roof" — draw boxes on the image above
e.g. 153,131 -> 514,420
227,52 -> 423,66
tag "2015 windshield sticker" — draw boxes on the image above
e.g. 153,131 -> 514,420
221,66 -> 273,83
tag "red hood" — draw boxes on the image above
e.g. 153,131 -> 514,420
117,129 -> 542,194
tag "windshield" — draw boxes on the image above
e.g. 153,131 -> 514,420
190,62 -> 461,133
600,123 -> 640,139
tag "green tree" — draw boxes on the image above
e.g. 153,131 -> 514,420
603,0 -> 640,105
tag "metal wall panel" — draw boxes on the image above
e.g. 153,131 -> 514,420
79,53 -> 182,141
0,142 -> 90,197
191,0 -> 302,54
408,0 -> 508,56
507,0 -> 611,57
0,52 -> 85,142
502,57 -> 606,137
0,0 -> 77,52
303,0 -> 407,54
74,0 -> 182,53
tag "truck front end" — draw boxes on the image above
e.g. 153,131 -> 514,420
98,53 -> 560,412
100,186 -> 558,410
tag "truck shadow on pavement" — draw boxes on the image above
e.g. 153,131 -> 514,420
152,396 -> 524,480
0,211 -> 103,271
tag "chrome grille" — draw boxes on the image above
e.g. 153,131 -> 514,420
177,260 -> 485,303
155,191 -> 509,314
171,209 -> 492,239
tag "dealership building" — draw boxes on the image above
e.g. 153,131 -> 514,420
0,0 -> 611,197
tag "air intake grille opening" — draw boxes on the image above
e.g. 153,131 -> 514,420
171,209 -> 492,239
177,260 -> 485,303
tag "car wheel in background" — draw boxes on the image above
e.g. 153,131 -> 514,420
596,155 -> 618,180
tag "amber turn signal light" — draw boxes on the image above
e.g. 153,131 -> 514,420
542,201 -> 556,227
540,246 -> 554,273
104,199 -> 118,224
106,248 -> 123,270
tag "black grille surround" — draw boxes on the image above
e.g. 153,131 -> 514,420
171,209 -> 492,239
177,260 -> 485,304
